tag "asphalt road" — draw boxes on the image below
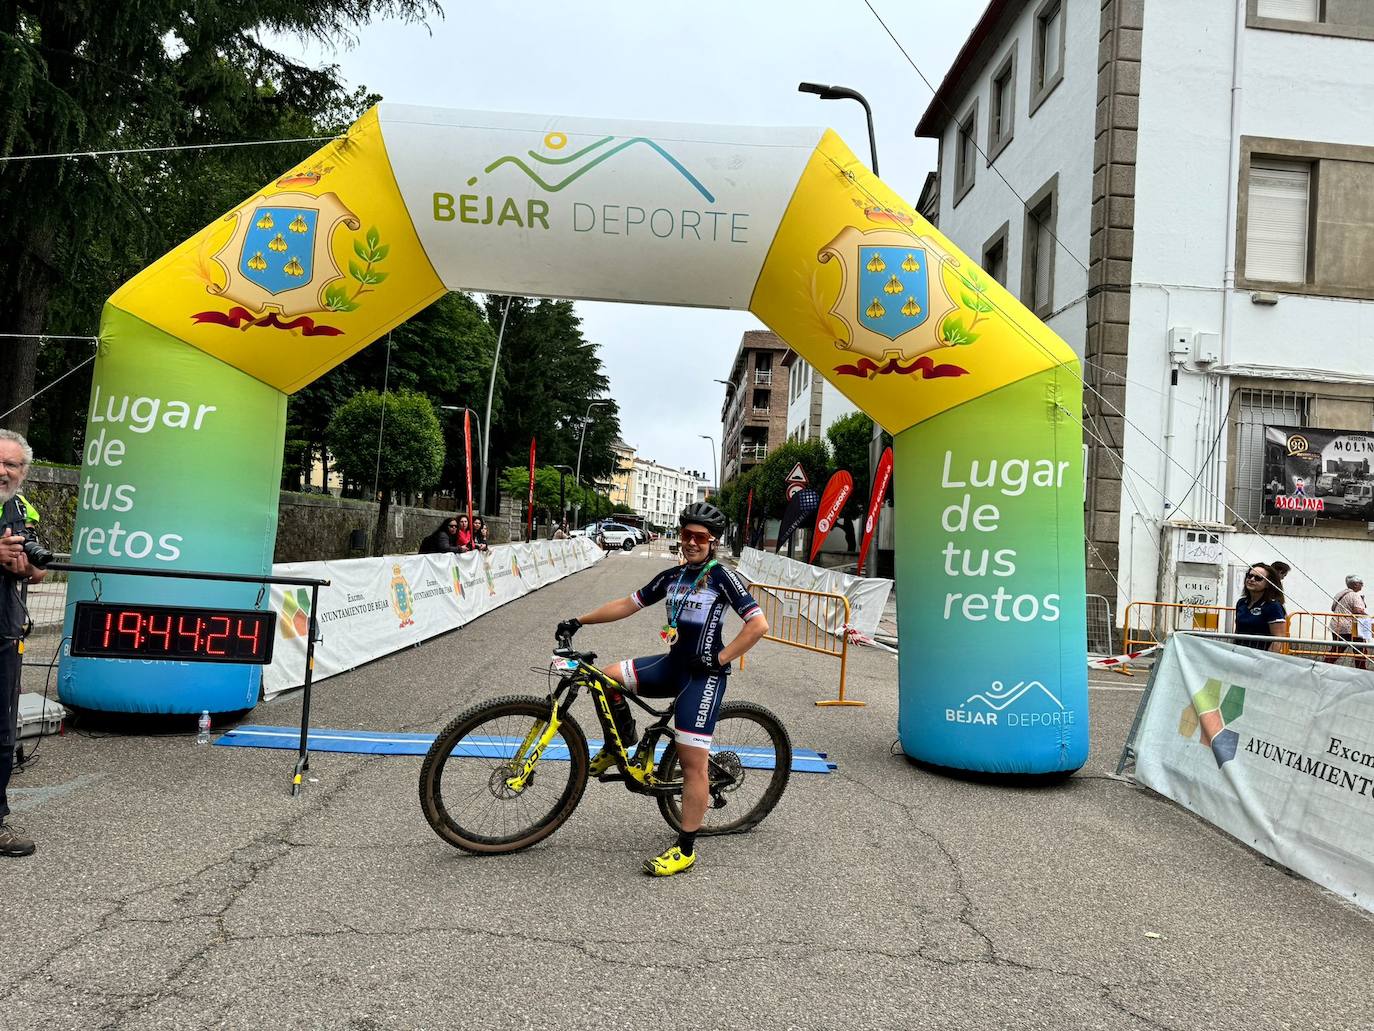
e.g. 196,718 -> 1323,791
2,551 -> 1372,1030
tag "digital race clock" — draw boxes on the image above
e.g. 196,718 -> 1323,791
71,602 -> 276,664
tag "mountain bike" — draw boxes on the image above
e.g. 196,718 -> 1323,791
418,632 -> 792,854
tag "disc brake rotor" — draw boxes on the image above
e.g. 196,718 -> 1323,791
710,750 -> 744,791
489,762 -> 530,799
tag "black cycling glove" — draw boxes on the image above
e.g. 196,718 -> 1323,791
556,618 -> 582,639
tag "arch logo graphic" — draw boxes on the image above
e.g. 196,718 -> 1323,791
1178,677 -> 1246,767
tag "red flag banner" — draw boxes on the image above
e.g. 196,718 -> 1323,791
744,487 -> 754,544
464,410 -> 474,526
810,470 -> 854,564
857,446 -> 893,576
527,437 -> 536,542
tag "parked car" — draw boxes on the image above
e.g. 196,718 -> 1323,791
597,522 -> 638,549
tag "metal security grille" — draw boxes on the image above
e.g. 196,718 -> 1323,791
1232,388 -> 1313,527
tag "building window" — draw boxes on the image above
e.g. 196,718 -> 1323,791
1256,0 -> 1317,18
1022,176 -> 1058,318
987,45 -> 1017,162
1238,138 -> 1374,300
1244,161 -> 1310,284
1249,0 -> 1374,37
982,222 -> 1010,287
1030,0 -> 1065,116
953,100 -> 978,205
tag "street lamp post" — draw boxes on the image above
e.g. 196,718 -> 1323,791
798,83 -> 888,570
479,296 -> 513,517
797,82 -> 879,175
699,434 -> 717,501
573,399 -> 611,528
552,464 -> 574,526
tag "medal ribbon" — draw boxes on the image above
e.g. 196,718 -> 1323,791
663,560 -> 716,641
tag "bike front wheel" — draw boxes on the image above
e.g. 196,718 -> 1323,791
656,700 -> 792,835
419,694 -> 589,854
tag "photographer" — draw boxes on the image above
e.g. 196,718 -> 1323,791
0,429 -> 45,858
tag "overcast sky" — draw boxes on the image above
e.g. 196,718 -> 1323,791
279,1 -> 989,476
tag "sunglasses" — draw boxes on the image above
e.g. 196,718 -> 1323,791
680,530 -> 714,546
1245,573 -> 1265,581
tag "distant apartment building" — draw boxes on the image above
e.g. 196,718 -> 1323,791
782,348 -> 860,445
608,439 -> 637,511
720,330 -> 789,484
916,0 -> 1374,620
634,458 -> 709,529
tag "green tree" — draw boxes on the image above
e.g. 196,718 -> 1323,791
289,291 -> 498,497
326,389 -> 444,555
1,0 -> 439,437
482,296 -> 620,494
749,439 -> 832,521
827,411 -> 877,549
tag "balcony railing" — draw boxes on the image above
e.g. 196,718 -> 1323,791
754,369 -> 772,385
739,444 -> 768,461
750,405 -> 770,417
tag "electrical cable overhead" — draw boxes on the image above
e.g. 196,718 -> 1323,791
0,136 -> 343,164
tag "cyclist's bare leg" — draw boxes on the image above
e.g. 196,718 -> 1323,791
675,742 -> 709,833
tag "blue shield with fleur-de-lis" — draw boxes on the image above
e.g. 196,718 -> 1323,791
239,206 -> 318,295
858,246 -> 930,341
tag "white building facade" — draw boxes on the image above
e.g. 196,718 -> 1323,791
783,349 -> 861,445
919,0 -> 1374,624
633,458 -> 709,529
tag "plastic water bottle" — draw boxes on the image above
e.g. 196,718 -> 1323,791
196,710 -> 212,746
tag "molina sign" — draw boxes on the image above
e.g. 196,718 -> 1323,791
1263,425 -> 1374,520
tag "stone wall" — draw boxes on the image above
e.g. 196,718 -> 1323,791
20,464 -> 529,562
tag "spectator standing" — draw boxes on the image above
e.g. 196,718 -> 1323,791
1235,563 -> 1287,652
0,429 -> 44,857
1326,574 -> 1369,670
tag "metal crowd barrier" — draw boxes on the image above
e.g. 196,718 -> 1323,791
1121,601 -> 1235,655
1121,600 -> 1374,667
18,553 -> 71,678
1285,610 -> 1371,666
738,583 -> 859,706
1085,593 -> 1115,656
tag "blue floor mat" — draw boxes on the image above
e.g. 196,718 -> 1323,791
217,724 -> 835,773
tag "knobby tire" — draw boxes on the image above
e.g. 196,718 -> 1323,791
419,694 -> 589,854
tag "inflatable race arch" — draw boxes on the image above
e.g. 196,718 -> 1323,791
63,105 -> 1088,775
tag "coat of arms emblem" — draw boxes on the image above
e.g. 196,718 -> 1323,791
817,226 -> 973,380
208,191 -> 359,318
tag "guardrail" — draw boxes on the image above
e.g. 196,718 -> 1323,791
1122,600 -> 1374,667
738,583 -> 858,706
1122,600 -> 1234,655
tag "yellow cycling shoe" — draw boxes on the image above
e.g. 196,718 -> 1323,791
642,845 -> 696,877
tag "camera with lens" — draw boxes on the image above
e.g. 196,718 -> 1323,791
20,527 -> 54,569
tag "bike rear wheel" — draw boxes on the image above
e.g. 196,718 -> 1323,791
656,700 -> 792,835
419,694 -> 589,854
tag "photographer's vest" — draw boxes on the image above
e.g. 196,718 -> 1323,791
14,493 -> 38,527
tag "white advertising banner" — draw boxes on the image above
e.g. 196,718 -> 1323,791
1133,633 -> 1374,913
736,546 -> 892,636
378,104 -> 821,309
263,538 -> 601,698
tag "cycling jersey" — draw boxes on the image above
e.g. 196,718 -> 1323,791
631,561 -> 762,664
623,561 -> 763,747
